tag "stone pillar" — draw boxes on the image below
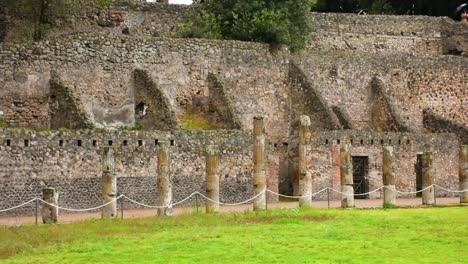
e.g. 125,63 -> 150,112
460,145 -> 468,204
253,116 -> 266,210
422,151 -> 435,206
340,142 -> 354,208
206,145 -> 220,213
157,142 -> 172,216
101,146 -> 117,218
298,115 -> 312,207
383,146 -> 396,207
42,187 -> 58,224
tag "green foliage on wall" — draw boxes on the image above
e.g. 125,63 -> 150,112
179,0 -> 313,51
179,112 -> 216,130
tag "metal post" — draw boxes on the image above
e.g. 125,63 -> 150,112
35,199 -> 38,225
120,196 -> 124,220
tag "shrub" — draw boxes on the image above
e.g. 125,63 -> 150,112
179,0 -> 313,51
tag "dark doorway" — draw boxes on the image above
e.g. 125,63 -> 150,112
352,156 -> 369,199
415,154 -> 423,197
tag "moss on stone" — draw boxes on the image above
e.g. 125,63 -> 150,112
179,112 -> 216,131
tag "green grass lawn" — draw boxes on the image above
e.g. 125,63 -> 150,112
1,207 -> 467,263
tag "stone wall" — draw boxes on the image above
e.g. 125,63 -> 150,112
307,131 -> 459,200
0,6 -> 466,213
0,34 -> 290,141
308,13 -> 468,57
0,128 -> 256,215
293,51 -> 467,142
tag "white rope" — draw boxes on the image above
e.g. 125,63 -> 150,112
329,186 -> 385,196
122,195 -> 168,209
434,184 -> 468,193
171,192 -> 200,206
266,188 -> 329,199
36,195 -> 124,212
122,192 -> 200,208
197,190 -> 266,206
384,185 -> 434,194
0,198 -> 37,212
0,185 -> 467,213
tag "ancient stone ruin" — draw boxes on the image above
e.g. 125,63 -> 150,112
0,1 -> 467,215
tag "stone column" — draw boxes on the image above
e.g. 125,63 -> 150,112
383,146 -> 396,207
253,116 -> 266,210
460,145 -> 468,204
101,146 -> 117,218
298,115 -> 312,207
422,151 -> 435,205
206,145 -> 220,213
157,141 -> 172,216
42,187 -> 58,224
340,142 -> 354,208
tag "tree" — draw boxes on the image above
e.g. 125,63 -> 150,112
179,0 -> 313,51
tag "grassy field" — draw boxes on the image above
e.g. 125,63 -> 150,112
1,207 -> 467,263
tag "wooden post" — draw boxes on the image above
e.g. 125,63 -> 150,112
460,145 -> 468,204
298,115 -> 312,207
253,116 -> 266,210
157,141 -> 172,216
383,146 -> 396,207
206,145 -> 220,213
42,187 -> 58,224
422,151 -> 435,206
101,146 -> 117,218
340,141 -> 354,208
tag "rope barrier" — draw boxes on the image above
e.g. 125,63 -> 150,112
36,195 -> 124,212
0,198 -> 37,213
0,185 -> 466,212
197,190 -> 266,206
329,186 -> 385,196
171,192 -> 200,207
434,184 -> 468,193
384,185 -> 434,195
122,195 -> 168,209
266,188 -> 329,199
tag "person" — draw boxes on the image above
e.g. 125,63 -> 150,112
461,9 -> 468,23
454,3 -> 468,22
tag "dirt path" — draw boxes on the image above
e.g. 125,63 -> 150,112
0,197 -> 460,226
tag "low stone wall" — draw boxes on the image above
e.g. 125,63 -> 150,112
0,128 -> 255,215
308,131 -> 460,200
0,128 -> 461,215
